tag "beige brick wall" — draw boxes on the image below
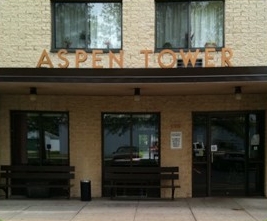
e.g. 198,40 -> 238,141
0,94 -> 266,198
225,0 -> 267,65
0,0 -> 267,67
0,0 -> 267,198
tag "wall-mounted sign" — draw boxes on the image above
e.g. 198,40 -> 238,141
211,145 -> 218,152
170,131 -> 182,149
36,48 -> 233,69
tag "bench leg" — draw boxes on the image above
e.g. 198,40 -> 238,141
110,187 -> 117,199
0,187 -> 7,199
110,182 -> 117,200
110,187 -> 115,200
67,188 -> 70,199
171,188 -> 175,200
0,187 -> 8,199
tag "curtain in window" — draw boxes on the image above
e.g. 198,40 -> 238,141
55,3 -> 121,49
156,2 -> 188,49
191,1 -> 223,48
55,4 -> 87,49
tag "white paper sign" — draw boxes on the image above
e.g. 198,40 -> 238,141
170,131 -> 182,149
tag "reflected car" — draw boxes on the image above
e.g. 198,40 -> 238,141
112,146 -> 140,161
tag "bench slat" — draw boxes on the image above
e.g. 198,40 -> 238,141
105,173 -> 178,180
104,166 -> 180,200
106,166 -> 178,173
4,184 -> 73,188
1,173 -> 74,179
104,184 -> 181,188
1,165 -> 75,172
0,165 -> 75,199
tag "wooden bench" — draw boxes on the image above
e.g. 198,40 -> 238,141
104,166 -> 180,200
0,165 -> 75,199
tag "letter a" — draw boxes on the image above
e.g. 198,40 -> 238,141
36,49 -> 54,68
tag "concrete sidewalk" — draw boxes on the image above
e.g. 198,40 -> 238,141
0,197 -> 267,221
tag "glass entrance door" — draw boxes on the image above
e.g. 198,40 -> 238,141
210,115 -> 246,196
192,111 -> 265,197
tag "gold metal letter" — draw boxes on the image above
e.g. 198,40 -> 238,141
158,49 -> 176,68
221,48 -> 233,67
58,49 -> 69,68
92,50 -> 103,68
205,48 -> 215,67
75,50 -> 88,68
109,50 -> 124,68
36,49 -> 54,68
140,50 -> 153,68
179,49 -> 200,67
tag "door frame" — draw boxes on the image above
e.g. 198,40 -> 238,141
192,110 -> 265,197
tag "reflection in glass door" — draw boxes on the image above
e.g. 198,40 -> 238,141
192,116 -> 208,197
102,113 -> 160,197
210,115 -> 246,196
192,111 -> 265,197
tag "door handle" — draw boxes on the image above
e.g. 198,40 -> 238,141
210,145 -> 218,163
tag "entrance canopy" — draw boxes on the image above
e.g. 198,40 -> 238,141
0,66 -> 267,96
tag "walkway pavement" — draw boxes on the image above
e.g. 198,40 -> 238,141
0,197 -> 267,221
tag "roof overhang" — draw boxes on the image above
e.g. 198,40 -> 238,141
0,66 -> 267,96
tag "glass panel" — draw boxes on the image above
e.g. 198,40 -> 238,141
103,114 -> 159,167
248,162 -> 264,195
26,113 -> 41,165
248,113 -> 264,195
55,3 -> 87,49
248,114 -> 261,160
55,2 -> 122,49
192,115 -> 208,196
156,2 -> 188,49
191,1 -> 224,48
41,113 -> 69,165
193,116 -> 207,162
192,164 -> 208,196
210,116 -> 246,196
103,114 -> 131,166
132,114 -> 159,165
156,1 -> 223,49
11,112 -> 69,166
88,3 -> 122,49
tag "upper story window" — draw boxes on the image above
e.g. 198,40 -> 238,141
52,1 -> 122,51
156,0 -> 224,50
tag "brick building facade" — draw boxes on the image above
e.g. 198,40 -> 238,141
0,0 -> 267,198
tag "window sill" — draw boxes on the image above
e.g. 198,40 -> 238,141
50,48 -> 123,54
154,47 -> 224,53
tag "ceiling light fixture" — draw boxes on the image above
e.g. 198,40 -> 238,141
234,86 -> 242,100
30,87 -> 37,102
134,88 -> 140,102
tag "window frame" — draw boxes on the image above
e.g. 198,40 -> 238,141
155,0 -> 225,52
51,0 -> 123,53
